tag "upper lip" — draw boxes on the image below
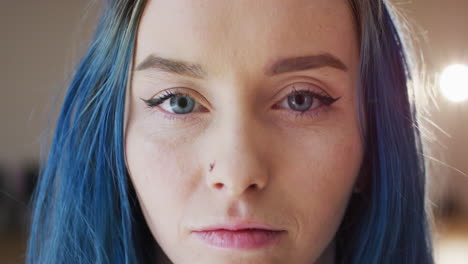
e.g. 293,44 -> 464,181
191,221 -> 285,232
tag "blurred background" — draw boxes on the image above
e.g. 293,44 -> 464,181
0,0 -> 467,263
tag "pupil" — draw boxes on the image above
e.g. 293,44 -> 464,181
178,97 -> 188,108
288,92 -> 312,112
295,94 -> 305,105
170,95 -> 195,114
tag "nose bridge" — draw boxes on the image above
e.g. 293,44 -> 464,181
206,107 -> 270,198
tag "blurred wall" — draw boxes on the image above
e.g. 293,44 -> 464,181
400,0 -> 468,215
0,0 -> 98,164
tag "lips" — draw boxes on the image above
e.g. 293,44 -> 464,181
191,223 -> 286,249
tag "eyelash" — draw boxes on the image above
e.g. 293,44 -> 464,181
141,84 -> 340,121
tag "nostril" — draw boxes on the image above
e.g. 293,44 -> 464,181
248,183 -> 258,190
214,183 -> 224,189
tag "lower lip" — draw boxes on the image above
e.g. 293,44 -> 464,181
192,229 -> 284,249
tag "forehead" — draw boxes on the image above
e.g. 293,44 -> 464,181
135,0 -> 357,77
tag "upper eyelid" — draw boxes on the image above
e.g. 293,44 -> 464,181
287,83 -> 329,95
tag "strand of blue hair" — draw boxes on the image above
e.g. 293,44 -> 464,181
26,1 -> 148,263
336,1 -> 433,263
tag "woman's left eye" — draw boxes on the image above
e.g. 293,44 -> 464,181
273,86 -> 340,119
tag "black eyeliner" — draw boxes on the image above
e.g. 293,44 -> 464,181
290,88 -> 341,106
141,90 -> 189,108
290,84 -> 340,106
314,93 -> 341,106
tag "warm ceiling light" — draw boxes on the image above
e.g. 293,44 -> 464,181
440,64 -> 468,102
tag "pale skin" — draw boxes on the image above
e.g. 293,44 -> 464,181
124,0 -> 362,263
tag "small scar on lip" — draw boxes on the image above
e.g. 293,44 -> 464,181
209,161 -> 215,172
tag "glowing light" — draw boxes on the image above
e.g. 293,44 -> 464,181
440,64 -> 468,102
436,237 -> 468,264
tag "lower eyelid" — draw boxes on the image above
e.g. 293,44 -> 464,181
279,106 -> 332,124
155,103 -> 208,122
158,109 -> 203,123
274,103 -> 325,117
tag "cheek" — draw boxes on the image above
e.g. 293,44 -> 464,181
124,121 -> 199,245
297,134 -> 362,192
275,129 -> 363,249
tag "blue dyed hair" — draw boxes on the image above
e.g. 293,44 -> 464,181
27,0 -> 434,263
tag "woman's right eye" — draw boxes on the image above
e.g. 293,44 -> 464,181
141,89 -> 208,117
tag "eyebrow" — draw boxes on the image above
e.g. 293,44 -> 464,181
266,53 -> 348,75
134,53 -> 348,79
134,54 -> 207,79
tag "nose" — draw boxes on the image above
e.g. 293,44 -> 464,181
205,115 -> 271,199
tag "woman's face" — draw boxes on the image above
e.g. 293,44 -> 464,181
125,0 -> 362,263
